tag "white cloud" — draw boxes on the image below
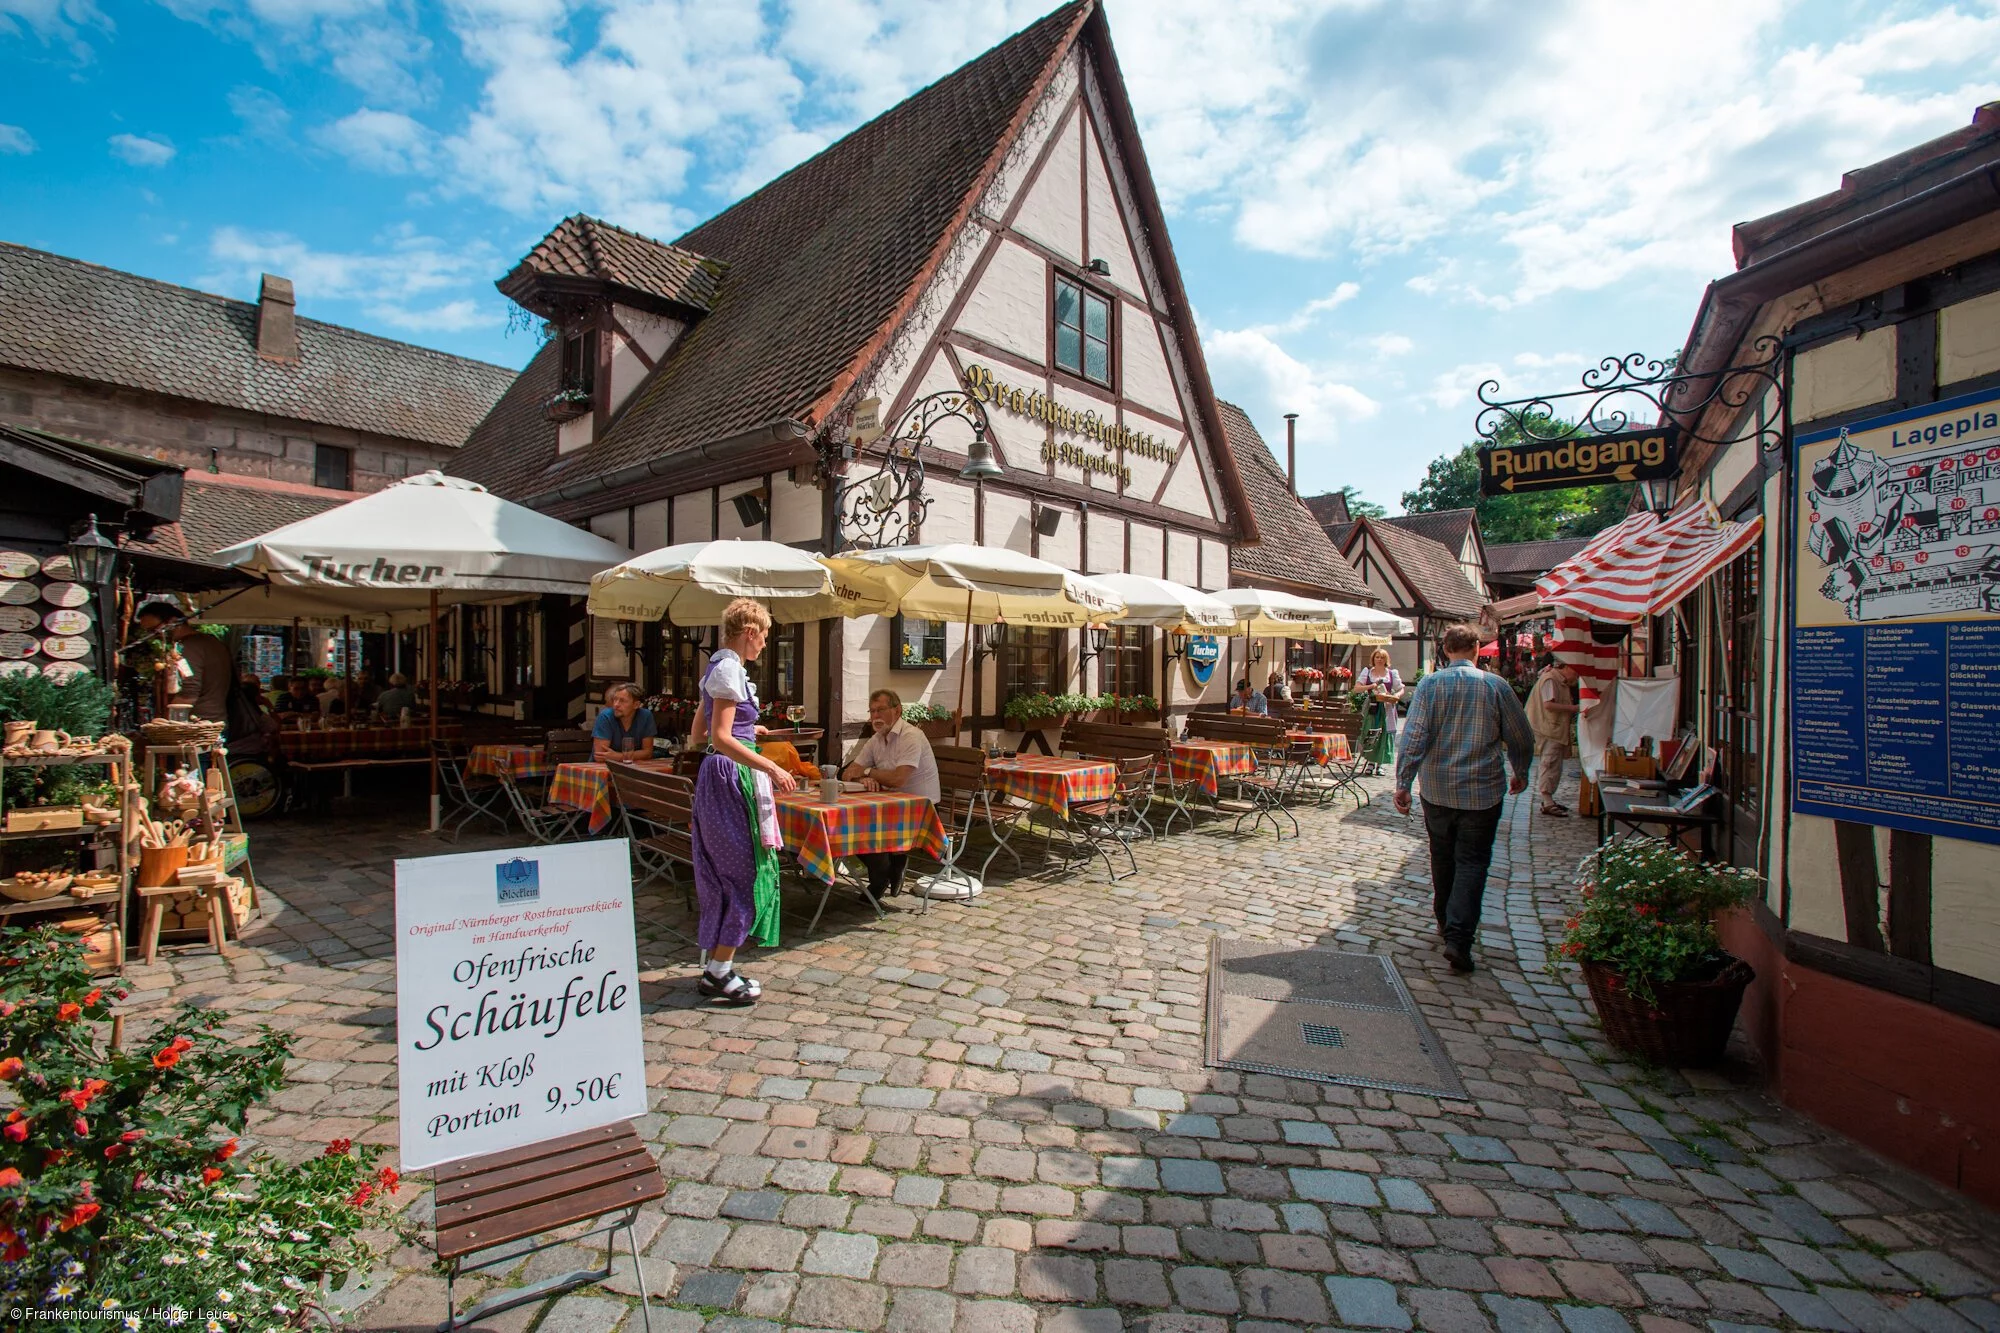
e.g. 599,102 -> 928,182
227,85 -> 290,141
1249,281 -> 1360,336
0,0 -> 108,53
0,124 -> 33,154
315,107 -> 433,173
108,132 -> 175,166
201,224 -> 501,335
1206,323 -> 1381,472
1369,333 -> 1413,357
1423,363 -> 1504,413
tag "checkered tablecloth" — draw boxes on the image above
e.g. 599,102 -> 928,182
986,756 -> 1117,817
549,759 -> 681,833
775,791 -> 947,884
278,723 -> 462,763
1288,731 -> 1353,765
1170,740 -> 1260,797
466,744 -> 551,781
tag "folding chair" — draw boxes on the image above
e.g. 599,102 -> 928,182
1068,754 -> 1156,879
499,771 -> 585,844
1217,740 -> 1309,839
606,764 -> 699,952
918,746 -> 1027,907
432,740 -> 510,840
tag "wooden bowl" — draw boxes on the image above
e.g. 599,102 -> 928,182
1,874 -> 71,902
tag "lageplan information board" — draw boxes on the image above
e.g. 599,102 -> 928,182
395,840 -> 648,1170
1791,386 -> 2000,846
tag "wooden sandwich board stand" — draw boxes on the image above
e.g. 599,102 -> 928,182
394,840 -> 660,1331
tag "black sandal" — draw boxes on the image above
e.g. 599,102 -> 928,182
698,969 -> 762,1005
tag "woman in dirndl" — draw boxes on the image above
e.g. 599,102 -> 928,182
1356,647 -> 1403,772
685,598 -> 797,1004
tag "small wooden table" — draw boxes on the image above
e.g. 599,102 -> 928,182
775,790 -> 948,932
433,1121 -> 666,1331
1597,788 -> 1722,861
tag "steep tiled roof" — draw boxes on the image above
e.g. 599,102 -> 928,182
1386,507 -> 1477,554
1344,516 -> 1484,620
1219,402 -> 1370,602
1486,537 -> 1587,579
454,3 -> 1099,504
497,215 -> 722,316
0,243 -> 516,450
129,473 -> 351,563
1301,492 -> 1351,527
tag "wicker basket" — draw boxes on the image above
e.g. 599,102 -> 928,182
140,719 -> 227,746
1581,955 -> 1754,1067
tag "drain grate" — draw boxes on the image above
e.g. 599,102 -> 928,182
1300,1022 -> 1345,1048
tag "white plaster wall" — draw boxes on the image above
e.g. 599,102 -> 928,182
588,509 -> 627,543
1129,521 -> 1163,578
1082,118 -> 1142,302
1039,504 -> 1081,569
1199,538 -> 1229,591
770,477 -> 820,545
1166,530 -> 1198,586
1122,315 -> 1181,422
1933,838 -> 2000,984
1786,814 -> 1850,940
1088,512 -> 1125,574
975,50 -> 1080,227
1122,425 -> 1184,503
1158,447 -> 1217,520
607,306 -> 681,418
924,477 -> 976,545
1703,437 -> 1757,510
673,491 -> 713,544
1009,110 -> 1083,262
987,491 -> 1034,555
633,499 -> 669,553
1794,326 -> 1896,421
955,239 -> 1049,365
558,414 -> 593,455
1939,288 -> 2000,386
843,614 -> 883,731
1047,380 -> 1123,494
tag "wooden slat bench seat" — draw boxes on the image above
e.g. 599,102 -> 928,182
432,1121 -> 667,1330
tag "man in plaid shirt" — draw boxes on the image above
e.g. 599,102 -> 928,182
1393,623 -> 1534,974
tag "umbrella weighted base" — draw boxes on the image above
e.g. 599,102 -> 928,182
911,871 -> 982,901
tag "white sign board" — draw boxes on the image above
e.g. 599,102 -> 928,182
394,840 -> 648,1171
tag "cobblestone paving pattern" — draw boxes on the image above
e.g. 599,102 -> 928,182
117,770 -> 2000,1333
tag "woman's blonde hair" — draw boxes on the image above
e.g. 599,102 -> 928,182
722,598 -> 772,639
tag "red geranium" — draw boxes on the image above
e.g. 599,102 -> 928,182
377,1166 -> 399,1193
56,1002 -> 80,1022
56,1201 -> 100,1232
3,1112 -> 27,1143
326,1138 -> 353,1156
0,1168 -> 20,1188
0,1057 -> 21,1081
213,1137 -> 239,1161
152,1036 -> 193,1070
349,1182 -> 375,1206
201,1166 -> 223,1185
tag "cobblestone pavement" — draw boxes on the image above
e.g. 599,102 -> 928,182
119,769 -> 2000,1333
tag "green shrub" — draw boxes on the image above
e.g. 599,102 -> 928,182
0,675 -> 113,738
900,701 -> 953,723
1001,692 -> 1109,726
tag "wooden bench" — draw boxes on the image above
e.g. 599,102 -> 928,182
1058,719 -> 1172,762
433,1121 -> 667,1330
1184,713 -> 1288,746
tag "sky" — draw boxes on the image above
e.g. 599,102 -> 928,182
3,1 -> 1998,515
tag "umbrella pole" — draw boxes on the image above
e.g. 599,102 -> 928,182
955,589 -> 973,742
429,589 -> 440,833
341,615 -> 352,717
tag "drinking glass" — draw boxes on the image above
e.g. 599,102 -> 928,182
787,705 -> 805,726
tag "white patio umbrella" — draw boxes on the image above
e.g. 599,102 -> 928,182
1211,587 -> 1341,637
202,472 -> 631,829
1093,573 -> 1237,633
588,540 -> 846,625
1313,602 -> 1413,646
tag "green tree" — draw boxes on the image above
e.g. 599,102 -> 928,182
1402,413 -> 1634,544
1335,484 -> 1387,519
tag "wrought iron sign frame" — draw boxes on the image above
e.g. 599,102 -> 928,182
1475,336 -> 1788,455
832,389 -> 993,549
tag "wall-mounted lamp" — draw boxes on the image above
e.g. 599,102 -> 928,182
1248,642 -> 1265,663
615,620 -> 636,652
1164,632 -> 1191,663
1033,505 -> 1062,538
732,487 -> 770,529
1637,475 -> 1678,514
1086,258 -> 1111,276
972,621 -> 1007,663
1077,625 -> 1111,666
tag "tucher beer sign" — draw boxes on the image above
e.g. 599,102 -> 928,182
1478,427 -> 1679,496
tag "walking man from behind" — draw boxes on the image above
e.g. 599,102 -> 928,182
1526,657 -> 1580,816
1393,623 -> 1535,974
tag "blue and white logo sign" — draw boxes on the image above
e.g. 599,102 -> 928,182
496,858 -> 541,903
1186,635 -> 1221,686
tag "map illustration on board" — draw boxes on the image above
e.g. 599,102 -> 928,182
1804,426 -> 2000,621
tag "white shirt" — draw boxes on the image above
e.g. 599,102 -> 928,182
703,649 -> 752,703
853,719 -> 941,804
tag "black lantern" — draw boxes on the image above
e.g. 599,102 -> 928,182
1164,632 -> 1190,663
1077,624 -> 1110,665
68,514 -> 118,588
1637,475 -> 1678,513
972,621 -> 1006,662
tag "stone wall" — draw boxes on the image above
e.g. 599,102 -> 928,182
0,366 -> 458,493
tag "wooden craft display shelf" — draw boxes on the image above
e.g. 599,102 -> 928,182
139,739 -> 259,951
0,750 -> 130,973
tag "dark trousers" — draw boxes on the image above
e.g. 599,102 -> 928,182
858,851 -> 908,895
1423,800 -> 1503,951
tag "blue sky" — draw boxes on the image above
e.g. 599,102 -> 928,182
4,0 -> 1998,514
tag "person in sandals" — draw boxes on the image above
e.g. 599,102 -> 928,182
686,598 -> 797,1004
1526,657 -> 1581,817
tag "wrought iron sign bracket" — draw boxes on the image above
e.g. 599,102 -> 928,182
1476,336 -> 1788,455
827,390 -> 993,550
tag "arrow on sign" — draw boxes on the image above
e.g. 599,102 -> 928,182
1500,464 -> 1637,492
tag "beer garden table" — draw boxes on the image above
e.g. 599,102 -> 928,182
1169,740 -> 1259,798
1287,730 -> 1352,766
775,790 -> 949,933
548,759 -> 677,834
277,722 -> 463,762
466,744 -> 552,782
985,755 -> 1116,818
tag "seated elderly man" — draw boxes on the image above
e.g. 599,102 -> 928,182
1232,678 -> 1270,716
593,681 -> 657,760
841,689 -> 941,899
375,673 -> 417,719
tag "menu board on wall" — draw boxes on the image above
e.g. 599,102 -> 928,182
1791,386 -> 2000,845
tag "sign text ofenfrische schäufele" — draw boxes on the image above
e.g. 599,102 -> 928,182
395,842 -> 647,1170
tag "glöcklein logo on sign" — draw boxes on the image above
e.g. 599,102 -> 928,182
496,859 -> 540,903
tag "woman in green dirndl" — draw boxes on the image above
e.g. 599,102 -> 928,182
1356,647 -> 1404,772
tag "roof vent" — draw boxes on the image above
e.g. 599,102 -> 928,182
255,273 -> 299,363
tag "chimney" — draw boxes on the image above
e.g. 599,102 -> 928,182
255,273 -> 299,362
1283,413 -> 1299,494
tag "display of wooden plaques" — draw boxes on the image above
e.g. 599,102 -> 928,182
0,632 -> 37,660
40,662 -> 87,684
0,608 -> 39,634
0,552 -> 38,580
41,636 -> 89,661
0,661 -> 39,679
40,582 -> 88,609
0,582 -> 37,607
38,554 -> 74,579
42,609 -> 90,636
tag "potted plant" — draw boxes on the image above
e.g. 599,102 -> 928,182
901,700 -> 958,741
1003,692 -> 1104,737
1108,693 -> 1159,724
1553,837 -> 1761,1066
543,386 -> 593,422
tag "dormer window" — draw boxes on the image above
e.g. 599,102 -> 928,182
560,328 -> 598,397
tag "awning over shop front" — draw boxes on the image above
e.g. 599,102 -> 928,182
1535,500 -> 1763,625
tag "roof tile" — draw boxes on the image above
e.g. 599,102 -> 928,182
1341,516 -> 1485,620
1219,401 -> 1371,602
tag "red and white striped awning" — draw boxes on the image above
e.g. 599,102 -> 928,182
1535,500 -> 1762,625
